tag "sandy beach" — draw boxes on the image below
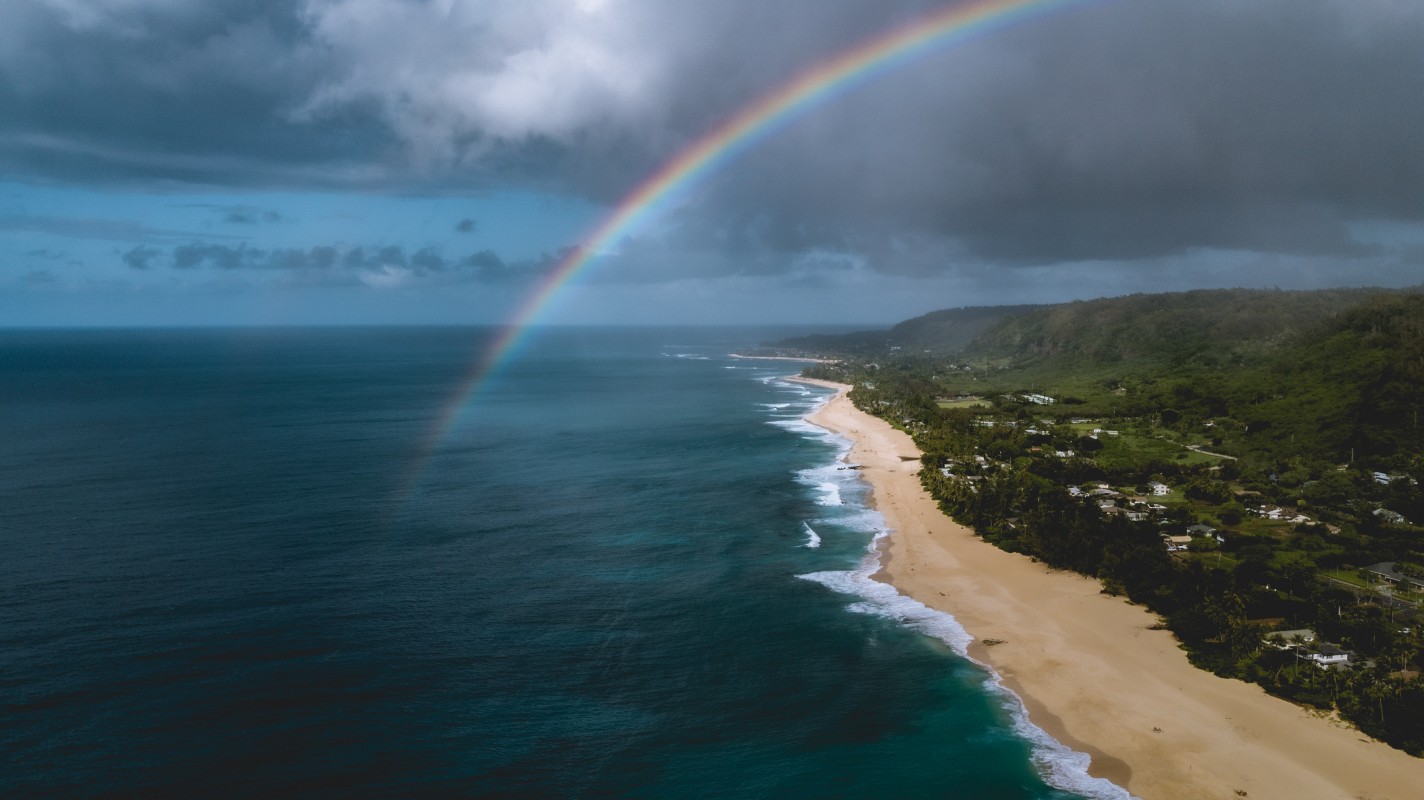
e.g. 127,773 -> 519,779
797,378 -> 1424,800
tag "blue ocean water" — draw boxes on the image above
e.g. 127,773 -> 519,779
1,327 -> 1125,798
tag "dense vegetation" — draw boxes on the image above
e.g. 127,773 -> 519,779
775,304 -> 1036,356
787,288 -> 1424,754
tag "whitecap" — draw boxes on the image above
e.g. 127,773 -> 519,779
768,418 -> 842,442
798,533 -> 1138,800
802,521 -> 822,548
791,402 -> 1137,799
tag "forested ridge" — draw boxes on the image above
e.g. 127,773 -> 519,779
784,287 -> 1424,754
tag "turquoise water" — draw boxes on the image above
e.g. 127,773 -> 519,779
1,327 -> 1126,798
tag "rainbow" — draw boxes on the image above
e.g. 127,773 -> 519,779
407,0 -> 1086,490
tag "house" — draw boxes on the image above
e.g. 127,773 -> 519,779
1125,510 -> 1149,522
1307,644 -> 1354,670
1164,535 -> 1192,552
1148,481 -> 1170,496
1263,629 -> 1316,650
1186,523 -> 1217,537
1374,508 -> 1410,525
1067,486 -> 1086,497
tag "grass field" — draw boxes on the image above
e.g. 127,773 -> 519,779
936,398 -> 990,409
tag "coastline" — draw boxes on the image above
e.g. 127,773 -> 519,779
729,354 -> 839,363
795,378 -> 1424,800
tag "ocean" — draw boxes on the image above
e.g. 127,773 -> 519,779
1,327 -> 1126,798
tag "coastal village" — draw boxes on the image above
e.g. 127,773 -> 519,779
814,375 -> 1424,750
923,400 -> 1421,677
787,290 -> 1424,758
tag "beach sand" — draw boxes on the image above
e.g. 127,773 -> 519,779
798,378 -> 1424,800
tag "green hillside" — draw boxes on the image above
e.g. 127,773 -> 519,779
771,303 -> 1034,356
961,288 -> 1388,368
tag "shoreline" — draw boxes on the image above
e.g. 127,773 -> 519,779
792,377 -> 1424,800
729,353 -> 839,363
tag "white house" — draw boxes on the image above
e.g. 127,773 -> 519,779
1148,481 -> 1169,496
1374,508 -> 1410,525
1307,644 -> 1353,669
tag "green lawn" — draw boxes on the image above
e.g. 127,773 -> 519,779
937,398 -> 990,409
1234,518 -> 1296,538
1321,569 -> 1373,590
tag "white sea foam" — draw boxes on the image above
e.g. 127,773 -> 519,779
797,537 -> 1136,800
797,531 -> 972,653
822,507 -> 885,535
780,398 -> 1136,799
768,418 -> 839,440
763,378 -> 813,396
802,521 -> 822,548
794,459 -> 858,510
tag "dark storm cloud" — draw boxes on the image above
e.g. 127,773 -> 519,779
5,0 -> 1424,275
455,218 -> 478,233
19,269 -> 58,285
0,0 -> 412,190
123,239 -> 558,286
697,1 -> 1424,268
122,245 -> 162,270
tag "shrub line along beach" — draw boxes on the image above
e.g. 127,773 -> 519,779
794,377 -> 1424,800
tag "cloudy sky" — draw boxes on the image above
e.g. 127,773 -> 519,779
3,0 -> 1423,326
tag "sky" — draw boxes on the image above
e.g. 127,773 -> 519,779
3,0 -> 1424,327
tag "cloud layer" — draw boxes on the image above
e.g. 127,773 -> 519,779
120,240 -> 559,288
4,0 -> 1424,291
